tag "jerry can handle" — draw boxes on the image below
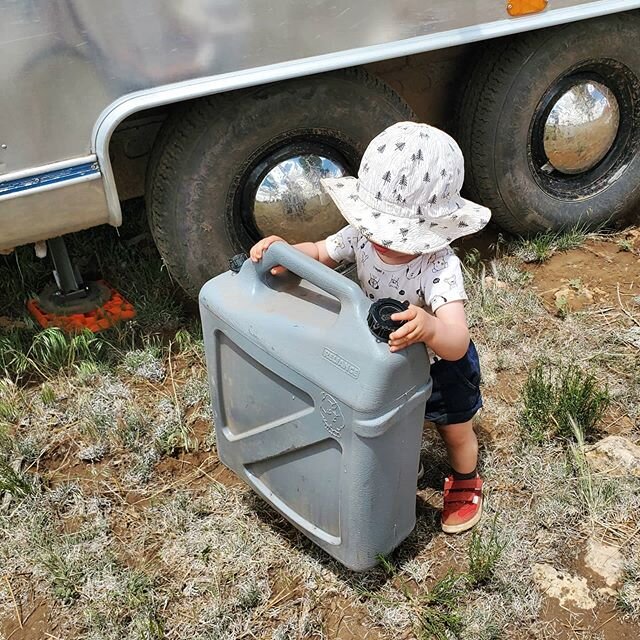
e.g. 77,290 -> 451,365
256,242 -> 367,315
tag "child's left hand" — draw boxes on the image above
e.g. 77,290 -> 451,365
388,305 -> 435,352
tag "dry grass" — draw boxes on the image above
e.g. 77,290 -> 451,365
0,219 -> 638,639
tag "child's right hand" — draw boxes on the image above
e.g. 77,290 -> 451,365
250,235 -> 288,275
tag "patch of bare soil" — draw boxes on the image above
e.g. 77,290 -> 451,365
527,238 -> 640,316
539,597 -> 637,640
320,596 -> 392,640
1,600 -> 54,640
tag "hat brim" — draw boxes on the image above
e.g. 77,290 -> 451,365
321,176 -> 491,254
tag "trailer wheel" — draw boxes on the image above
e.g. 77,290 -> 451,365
146,68 -> 414,297
458,13 -> 640,234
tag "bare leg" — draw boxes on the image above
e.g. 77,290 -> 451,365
436,420 -> 478,475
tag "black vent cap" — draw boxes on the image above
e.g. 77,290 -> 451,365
229,253 -> 249,273
367,298 -> 409,342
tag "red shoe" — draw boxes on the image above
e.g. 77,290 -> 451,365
441,475 -> 483,534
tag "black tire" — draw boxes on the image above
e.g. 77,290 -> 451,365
458,13 -> 640,235
146,68 -> 414,297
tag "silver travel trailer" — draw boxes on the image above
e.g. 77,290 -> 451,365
1,0 -> 640,297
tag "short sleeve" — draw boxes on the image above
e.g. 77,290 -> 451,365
421,248 -> 467,313
325,225 -> 359,264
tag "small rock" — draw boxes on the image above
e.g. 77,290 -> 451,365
532,563 -> 596,610
484,276 -> 508,290
585,435 -> 640,478
584,538 -> 624,587
77,443 -> 107,463
553,285 -> 594,313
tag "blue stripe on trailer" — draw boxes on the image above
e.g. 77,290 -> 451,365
0,163 -> 100,196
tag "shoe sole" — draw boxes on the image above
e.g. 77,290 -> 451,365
441,497 -> 483,534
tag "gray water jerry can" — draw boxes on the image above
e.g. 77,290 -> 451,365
199,243 -> 431,570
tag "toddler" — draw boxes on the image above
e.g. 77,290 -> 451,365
250,122 -> 491,533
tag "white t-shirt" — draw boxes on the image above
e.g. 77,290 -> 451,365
325,225 -> 467,314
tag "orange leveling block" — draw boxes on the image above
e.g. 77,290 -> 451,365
27,237 -> 136,333
28,280 -> 136,333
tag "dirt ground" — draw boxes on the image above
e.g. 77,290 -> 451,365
0,220 -> 639,640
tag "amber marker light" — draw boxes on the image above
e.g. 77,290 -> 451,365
507,0 -> 548,16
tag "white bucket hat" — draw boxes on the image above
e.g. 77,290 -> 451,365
321,122 -> 491,254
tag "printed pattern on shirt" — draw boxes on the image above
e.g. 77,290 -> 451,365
325,225 -> 467,312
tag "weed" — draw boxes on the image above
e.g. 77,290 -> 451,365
377,553 -> 397,577
520,362 -> 610,442
0,424 -> 10,455
513,234 -> 557,263
181,376 -> 210,409
30,328 -> 105,374
618,584 -> 640,618
566,417 -> 621,526
39,549 -> 82,604
79,376 -> 131,442
174,327 -> 200,355
1,328 -> 107,380
236,577 -> 267,611
153,399 -> 192,456
74,359 -> 103,384
14,434 -> 41,463
416,571 -> 466,639
617,238 -> 635,252
512,224 -> 589,263
617,559 -> 640,619
77,443 -> 108,463
40,383 -> 56,405
554,226 -> 590,251
0,398 -> 18,423
467,518 -> 507,587
463,248 -> 482,269
0,331 -> 31,378
0,456 -> 33,497
115,409 -> 150,449
124,449 -> 160,486
122,347 -> 166,382
0,378 -> 23,423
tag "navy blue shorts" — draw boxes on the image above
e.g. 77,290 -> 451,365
424,341 -> 483,426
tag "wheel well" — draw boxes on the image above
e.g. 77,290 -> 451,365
108,41 -> 476,204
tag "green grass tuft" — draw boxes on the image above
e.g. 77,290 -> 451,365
376,553 -> 397,577
417,571 -> 466,640
39,549 -> 83,605
513,224 -> 589,263
0,327 -> 107,380
0,457 -> 33,497
467,518 -> 507,587
40,383 -> 56,405
519,362 -> 610,442
0,379 -> 23,423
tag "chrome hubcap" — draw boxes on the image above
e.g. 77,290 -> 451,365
543,81 -> 620,175
253,152 -> 347,243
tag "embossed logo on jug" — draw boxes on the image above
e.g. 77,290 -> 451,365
320,393 -> 345,438
322,348 -> 360,379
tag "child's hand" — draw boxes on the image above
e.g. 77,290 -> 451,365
250,235 -> 287,275
388,305 -> 435,352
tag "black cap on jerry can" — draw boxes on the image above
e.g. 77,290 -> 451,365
229,253 -> 249,273
367,298 -> 409,342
